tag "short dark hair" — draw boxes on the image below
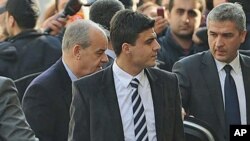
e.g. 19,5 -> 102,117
110,9 -> 155,56
6,0 -> 39,29
89,0 -> 125,30
168,0 -> 206,14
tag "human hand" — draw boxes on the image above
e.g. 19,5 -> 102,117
153,16 -> 168,35
41,13 -> 68,36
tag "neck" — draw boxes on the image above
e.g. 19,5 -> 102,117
171,32 -> 193,50
116,57 -> 143,77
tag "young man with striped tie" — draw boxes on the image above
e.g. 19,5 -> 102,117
68,9 -> 185,141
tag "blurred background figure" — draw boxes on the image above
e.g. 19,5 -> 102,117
137,1 -> 168,37
213,0 -> 227,6
228,0 -> 250,50
89,0 -> 125,68
37,0 -> 85,38
137,0 -> 163,7
157,0 -> 206,72
0,0 -> 8,41
0,0 -> 62,99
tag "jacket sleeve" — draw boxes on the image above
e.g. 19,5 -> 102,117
0,77 -> 38,141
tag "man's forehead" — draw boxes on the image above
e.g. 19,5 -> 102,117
139,28 -> 156,36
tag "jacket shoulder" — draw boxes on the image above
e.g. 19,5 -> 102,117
147,67 -> 177,81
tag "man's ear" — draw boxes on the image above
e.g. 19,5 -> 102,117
7,13 -> 15,27
122,43 -> 131,54
72,45 -> 81,60
240,31 -> 247,43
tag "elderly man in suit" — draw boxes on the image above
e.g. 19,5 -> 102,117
22,20 -> 108,141
68,10 -> 184,141
0,76 -> 38,141
173,3 -> 250,141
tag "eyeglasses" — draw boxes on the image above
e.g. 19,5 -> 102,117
0,5 -> 6,14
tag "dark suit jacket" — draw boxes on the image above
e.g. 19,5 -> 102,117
172,51 -> 250,141
68,66 -> 185,141
22,59 -> 72,141
0,76 -> 38,141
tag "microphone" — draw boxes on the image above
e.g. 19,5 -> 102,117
44,0 -> 83,34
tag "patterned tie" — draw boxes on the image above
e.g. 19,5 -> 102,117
224,65 -> 241,126
130,78 -> 149,141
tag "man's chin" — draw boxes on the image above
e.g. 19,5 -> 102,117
176,33 -> 193,40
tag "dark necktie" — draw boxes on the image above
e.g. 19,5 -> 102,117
130,78 -> 149,141
224,65 -> 241,125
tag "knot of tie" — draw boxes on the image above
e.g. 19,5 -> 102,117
130,78 -> 139,89
224,65 -> 232,74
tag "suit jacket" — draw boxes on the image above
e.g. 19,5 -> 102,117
68,66 -> 185,141
22,59 -> 72,141
0,76 -> 38,141
172,51 -> 250,141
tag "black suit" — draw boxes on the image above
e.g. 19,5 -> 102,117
22,59 -> 72,141
172,51 -> 250,141
68,66 -> 185,141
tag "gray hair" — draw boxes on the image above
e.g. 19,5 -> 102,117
62,19 -> 104,50
207,3 -> 246,31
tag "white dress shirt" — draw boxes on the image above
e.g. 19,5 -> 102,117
112,61 -> 157,141
215,54 -> 246,124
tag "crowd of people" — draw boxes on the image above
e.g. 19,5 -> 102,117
0,0 -> 250,141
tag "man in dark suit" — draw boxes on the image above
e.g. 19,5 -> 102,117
22,20 -> 108,141
172,3 -> 250,141
68,10 -> 184,141
0,76 -> 38,141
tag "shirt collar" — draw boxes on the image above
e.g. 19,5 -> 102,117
62,58 -> 78,81
215,52 -> 241,74
113,60 -> 145,88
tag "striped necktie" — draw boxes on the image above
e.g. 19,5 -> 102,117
130,78 -> 149,141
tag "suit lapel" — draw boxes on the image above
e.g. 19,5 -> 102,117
201,52 -> 227,133
101,66 -> 124,140
239,55 -> 250,124
145,69 -> 164,141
